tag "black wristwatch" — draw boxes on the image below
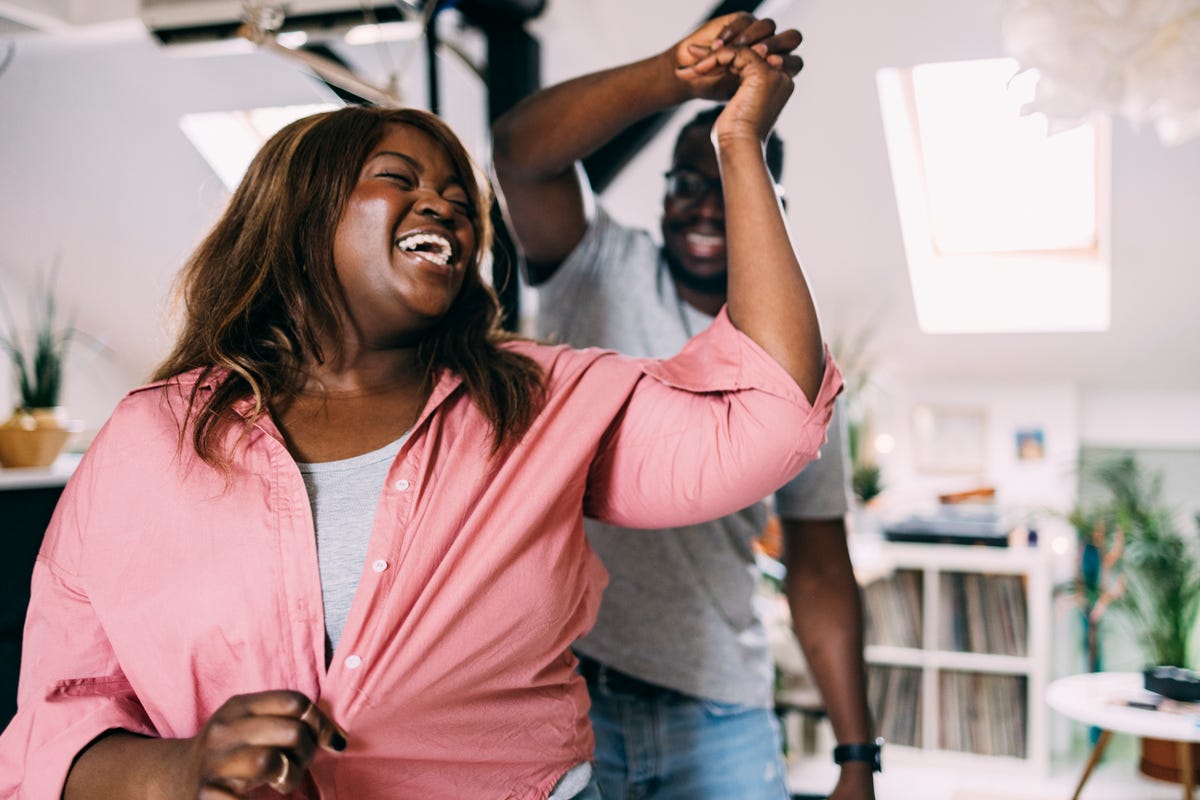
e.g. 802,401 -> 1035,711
833,737 -> 884,772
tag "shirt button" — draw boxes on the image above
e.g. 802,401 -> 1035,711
393,479 -> 411,491
372,559 -> 389,573
345,654 -> 363,670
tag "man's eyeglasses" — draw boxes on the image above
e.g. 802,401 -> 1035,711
664,169 -> 723,205
663,168 -> 785,207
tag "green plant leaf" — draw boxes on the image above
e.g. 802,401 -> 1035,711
0,259 -> 75,409
1075,455 -> 1200,668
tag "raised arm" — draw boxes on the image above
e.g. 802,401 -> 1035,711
491,13 -> 799,283
682,44 -> 824,400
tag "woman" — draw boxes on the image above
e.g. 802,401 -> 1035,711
0,32 -> 838,799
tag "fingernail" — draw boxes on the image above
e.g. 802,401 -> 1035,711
711,38 -> 724,50
753,43 -> 768,55
330,731 -> 347,752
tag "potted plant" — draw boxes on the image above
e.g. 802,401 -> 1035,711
1072,455 -> 1200,783
0,268 -> 84,468
834,326 -> 886,513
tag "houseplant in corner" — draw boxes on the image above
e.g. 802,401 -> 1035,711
0,268 -> 84,468
1075,455 -> 1200,784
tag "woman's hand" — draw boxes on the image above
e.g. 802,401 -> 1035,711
66,690 -> 347,799
670,12 -> 803,102
181,690 -> 346,798
679,42 -> 799,148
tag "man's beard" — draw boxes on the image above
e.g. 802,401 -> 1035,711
662,246 -> 728,296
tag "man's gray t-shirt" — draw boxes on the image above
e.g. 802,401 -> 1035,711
536,206 -> 850,708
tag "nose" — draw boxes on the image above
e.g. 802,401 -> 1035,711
414,190 -> 455,224
693,187 -> 724,217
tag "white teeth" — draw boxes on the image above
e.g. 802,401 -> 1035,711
686,233 -> 724,248
395,232 -> 453,266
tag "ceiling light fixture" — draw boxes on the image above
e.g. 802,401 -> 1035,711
1002,0 -> 1200,145
344,20 -> 425,45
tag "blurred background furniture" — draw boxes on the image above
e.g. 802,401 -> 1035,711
1047,671 -> 1200,800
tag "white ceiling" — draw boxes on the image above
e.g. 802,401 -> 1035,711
0,0 -> 136,30
1,0 -> 1198,431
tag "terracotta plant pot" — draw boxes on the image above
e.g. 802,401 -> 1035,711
1140,735 -> 1200,784
0,407 -> 82,468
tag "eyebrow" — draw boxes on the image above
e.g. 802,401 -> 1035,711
370,151 -> 423,171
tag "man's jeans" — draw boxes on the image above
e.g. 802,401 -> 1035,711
582,659 -> 789,800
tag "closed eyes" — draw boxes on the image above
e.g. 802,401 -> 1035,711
445,196 -> 472,216
379,171 -> 416,188
375,171 -> 473,218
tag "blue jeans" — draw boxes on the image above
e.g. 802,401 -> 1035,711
584,665 -> 789,799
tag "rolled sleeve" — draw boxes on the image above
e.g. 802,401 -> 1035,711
643,308 -> 840,411
0,544 -> 156,797
1,674 -> 155,799
586,308 -> 842,530
774,398 -> 853,520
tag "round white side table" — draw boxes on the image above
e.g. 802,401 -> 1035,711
1047,671 -> 1200,800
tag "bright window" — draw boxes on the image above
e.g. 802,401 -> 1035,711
877,58 -> 1110,333
180,103 -> 340,192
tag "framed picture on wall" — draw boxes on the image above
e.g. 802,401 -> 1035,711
1015,428 -> 1046,461
911,404 -> 987,473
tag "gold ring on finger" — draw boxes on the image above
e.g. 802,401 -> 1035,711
299,701 -> 321,734
268,751 -> 291,792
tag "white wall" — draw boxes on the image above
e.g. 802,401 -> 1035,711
870,381 -> 1079,517
1081,389 -> 1200,448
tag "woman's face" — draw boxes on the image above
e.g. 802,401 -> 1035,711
332,123 -> 477,347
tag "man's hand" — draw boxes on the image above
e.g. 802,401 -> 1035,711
669,12 -> 803,102
830,762 -> 878,800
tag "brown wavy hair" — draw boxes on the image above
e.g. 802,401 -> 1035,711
153,106 -> 544,468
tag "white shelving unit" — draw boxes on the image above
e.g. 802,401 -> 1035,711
856,540 -> 1052,775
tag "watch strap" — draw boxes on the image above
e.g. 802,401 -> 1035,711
832,737 -> 884,772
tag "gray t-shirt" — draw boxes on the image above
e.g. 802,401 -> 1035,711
298,434 -> 408,654
536,206 -> 850,708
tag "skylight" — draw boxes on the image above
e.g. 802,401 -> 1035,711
180,103 -> 341,192
877,58 -> 1110,334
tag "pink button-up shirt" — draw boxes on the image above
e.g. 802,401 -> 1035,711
0,310 -> 840,799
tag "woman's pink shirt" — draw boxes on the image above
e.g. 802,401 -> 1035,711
0,310 -> 840,799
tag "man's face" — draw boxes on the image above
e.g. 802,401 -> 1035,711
660,124 -> 728,297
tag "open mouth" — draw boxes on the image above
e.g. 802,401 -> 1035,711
395,232 -> 454,266
684,231 -> 725,258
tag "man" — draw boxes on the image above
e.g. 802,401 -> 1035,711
493,13 -> 877,800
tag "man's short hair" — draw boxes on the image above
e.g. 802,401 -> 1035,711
676,105 -> 784,183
